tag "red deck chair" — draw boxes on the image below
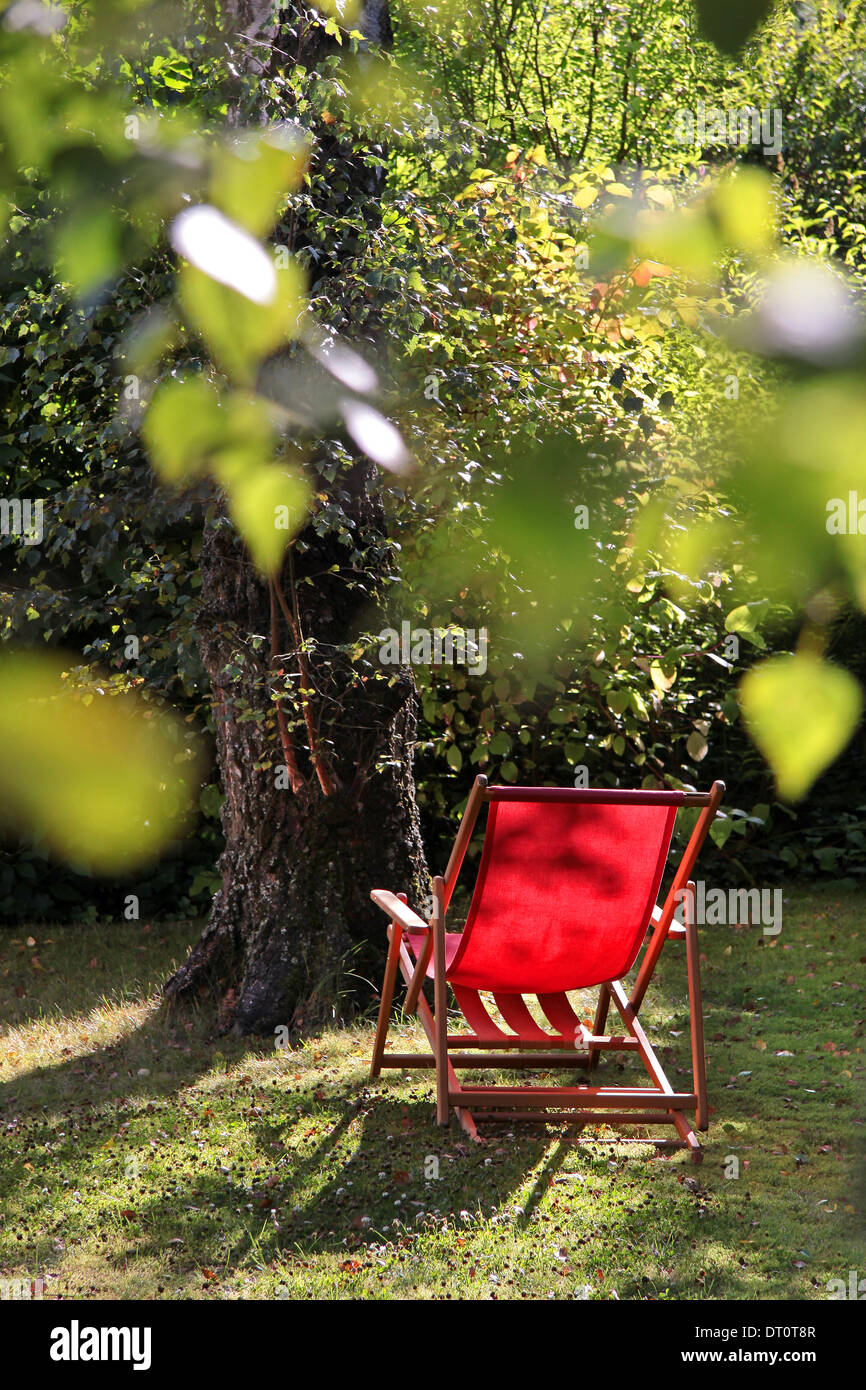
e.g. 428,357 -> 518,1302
370,777 -> 724,1160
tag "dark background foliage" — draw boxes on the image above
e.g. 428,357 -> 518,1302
2,0 -> 865,924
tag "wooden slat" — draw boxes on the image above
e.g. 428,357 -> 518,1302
588,982 -> 611,1074
432,875 -> 449,1126
485,787 -> 711,806
581,1033 -> 639,1050
652,903 -> 686,940
685,884 -> 709,1132
404,928 -> 432,1014
369,909 -> 405,1079
671,1108 -> 703,1161
444,1035 -> 580,1050
629,780 -> 725,1012
451,1087 -> 697,1110
443,774 -> 487,909
379,1053 -> 433,1068
381,1052 -> 592,1069
476,1111 -> 681,1127
412,967 -> 478,1143
382,1044 -> 630,1066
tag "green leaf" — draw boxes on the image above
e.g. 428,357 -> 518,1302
712,169 -> 776,254
571,186 -> 599,210
650,660 -> 676,693
645,185 -> 674,209
686,729 -> 709,762
725,601 -> 768,649
199,783 -> 225,819
740,653 -> 862,801
607,689 -> 631,715
709,817 -> 735,849
143,376 -> 226,485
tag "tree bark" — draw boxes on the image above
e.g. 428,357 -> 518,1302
164,0 -> 429,1035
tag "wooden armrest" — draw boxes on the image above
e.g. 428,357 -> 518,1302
370,889 -> 430,934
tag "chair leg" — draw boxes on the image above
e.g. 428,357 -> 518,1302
685,881 -> 708,1132
671,1109 -> 703,1164
432,876 -> 450,1126
588,983 -> 611,1073
415,990 -> 478,1138
370,902 -> 406,1079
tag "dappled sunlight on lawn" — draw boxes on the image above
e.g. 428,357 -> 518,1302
0,893 -> 861,1299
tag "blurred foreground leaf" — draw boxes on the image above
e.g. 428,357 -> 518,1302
0,652 -> 201,872
224,463 -> 312,575
730,378 -> 866,607
178,261 -> 305,384
693,0 -> 773,55
211,131 -> 309,237
484,434 -> 616,639
144,376 -> 274,486
740,652 -> 862,801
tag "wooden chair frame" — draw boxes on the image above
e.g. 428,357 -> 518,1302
370,777 -> 724,1161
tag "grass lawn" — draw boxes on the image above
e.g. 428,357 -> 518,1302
0,888 -> 863,1301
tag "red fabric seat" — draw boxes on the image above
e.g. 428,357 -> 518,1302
444,799 -> 676,993
371,777 -> 724,1151
406,930 -> 462,974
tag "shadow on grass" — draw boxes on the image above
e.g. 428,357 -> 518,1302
0,893 -> 861,1298
0,922 -> 204,1031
